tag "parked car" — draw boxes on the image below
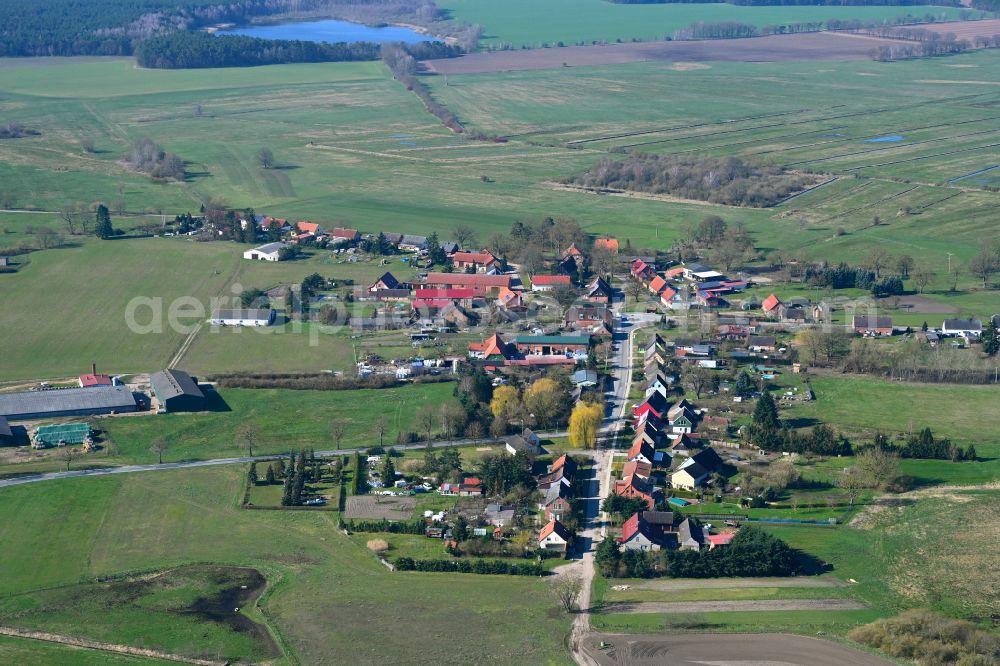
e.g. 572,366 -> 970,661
304,498 -> 326,506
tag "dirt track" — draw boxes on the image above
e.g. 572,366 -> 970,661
582,632 -> 894,666
601,598 -> 866,613
424,32 -> 901,74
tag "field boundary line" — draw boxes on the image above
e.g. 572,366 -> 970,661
0,626 -> 223,665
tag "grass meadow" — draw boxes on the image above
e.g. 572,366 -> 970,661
1,54 -> 999,382
438,0 -> 968,48
0,635 -> 178,666
0,465 -> 574,665
101,382 -> 459,463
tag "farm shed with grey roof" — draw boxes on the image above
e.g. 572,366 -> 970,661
150,369 -> 205,413
0,386 -> 138,421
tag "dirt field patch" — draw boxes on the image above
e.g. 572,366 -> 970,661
626,577 -> 844,592
582,632 -> 894,665
344,495 -> 417,520
667,62 -> 711,71
423,32 -> 903,75
884,294 -> 959,313
601,598 -> 865,613
923,18 -> 1000,40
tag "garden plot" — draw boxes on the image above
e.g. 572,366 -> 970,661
344,495 -> 417,520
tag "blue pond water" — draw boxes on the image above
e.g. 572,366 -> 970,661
217,19 -> 431,44
864,135 -> 904,143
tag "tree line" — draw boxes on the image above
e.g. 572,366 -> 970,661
0,0 -> 473,58
382,44 -> 463,133
564,153 -> 811,208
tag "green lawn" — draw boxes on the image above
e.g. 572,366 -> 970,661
787,374 -> 1000,449
0,465 -> 574,665
101,383 -> 460,463
439,0 -> 967,48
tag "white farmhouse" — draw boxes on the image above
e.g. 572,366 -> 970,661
209,308 -> 276,327
243,242 -> 288,262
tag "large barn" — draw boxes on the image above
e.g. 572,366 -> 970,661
208,308 -> 276,327
150,369 -> 205,413
0,386 -> 138,421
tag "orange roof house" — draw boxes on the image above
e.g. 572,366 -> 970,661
664,266 -> 685,279
762,294 -> 781,313
295,221 -> 321,235
648,275 -> 668,295
594,238 -> 619,253
563,243 -> 584,258
468,333 -> 515,359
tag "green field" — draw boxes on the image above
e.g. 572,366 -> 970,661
787,374 -> 1000,449
2,54 -> 1000,380
0,465 -> 574,665
439,0 -> 968,48
101,383 -> 459,463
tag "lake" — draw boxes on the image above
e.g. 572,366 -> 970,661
217,19 -> 432,44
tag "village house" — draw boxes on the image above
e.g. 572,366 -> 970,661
613,474 -> 656,510
413,288 -> 475,309
565,305 -> 613,332
485,503 -> 516,527
531,275 -> 572,292
399,234 -> 427,252
623,459 -> 652,480
514,334 -> 591,357
330,227 -> 360,245
541,482 -> 573,521
594,237 -> 619,253
852,315 -> 893,337
747,335 -> 777,352
504,433 -> 546,458
369,271 -> 402,292
762,293 -> 781,317
243,242 -> 288,262
682,263 -> 724,282
424,272 -> 512,298
618,511 -> 676,552
671,448 -> 723,491
626,439 -> 656,465
706,533 -> 735,550
632,420 -> 661,447
468,333 -> 516,360
677,517 -> 705,551
451,250 -> 500,273
497,287 -> 525,312
586,276 -> 613,303
630,259 -> 654,281
942,318 -> 982,338
632,391 -> 669,420
538,519 -> 572,555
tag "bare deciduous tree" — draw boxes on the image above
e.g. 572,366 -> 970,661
149,437 -> 168,464
329,419 -> 349,450
256,147 -> 275,169
235,421 -> 260,458
550,573 -> 583,613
